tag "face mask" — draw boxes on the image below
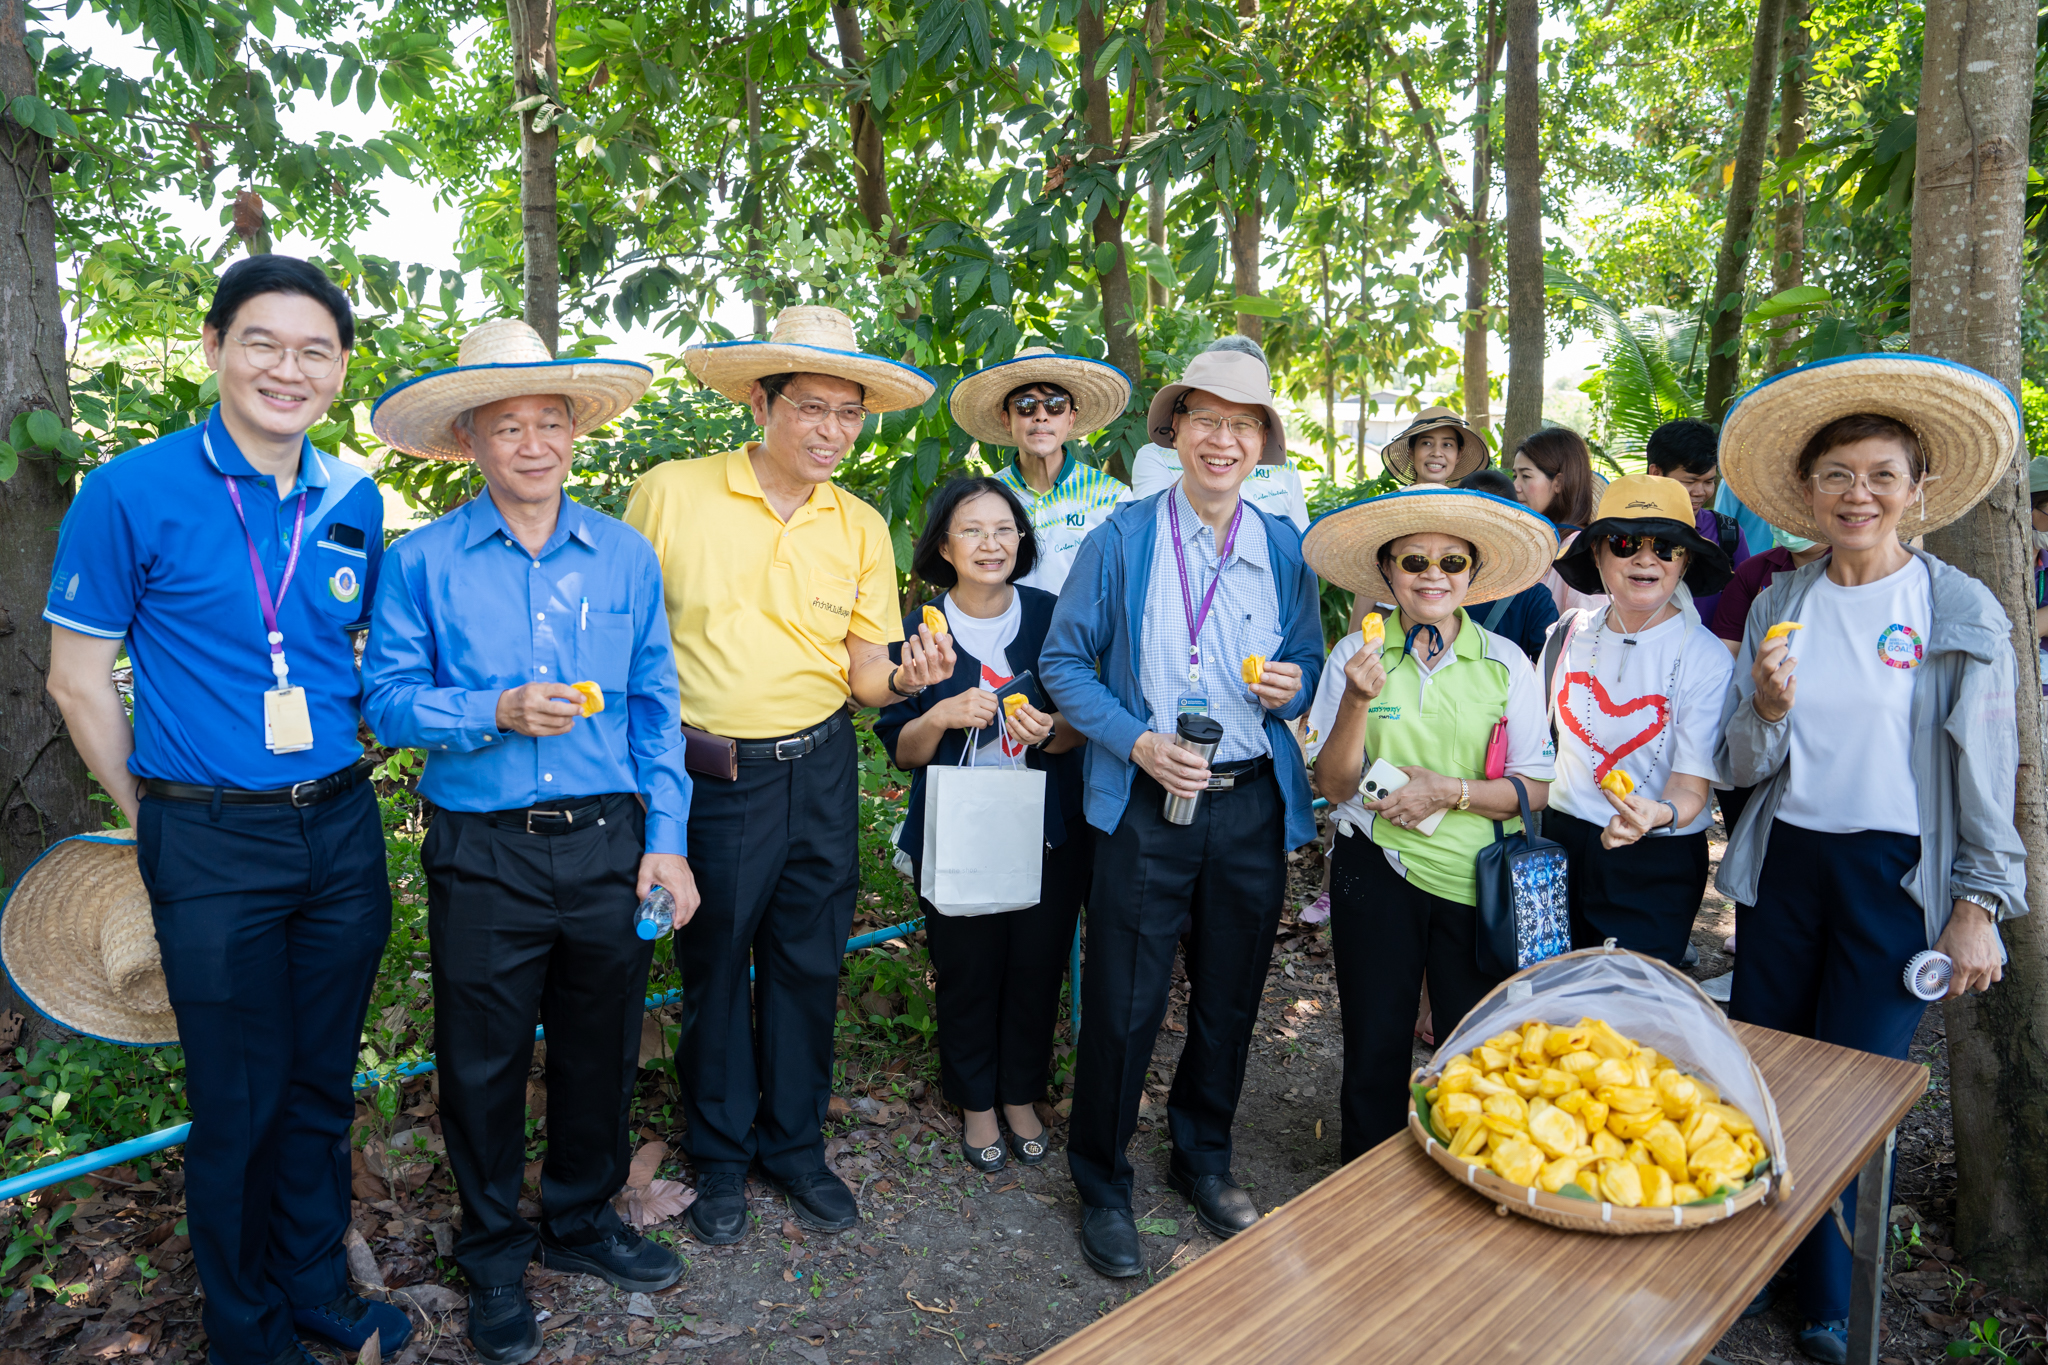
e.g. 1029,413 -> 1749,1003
1772,526 -> 1817,553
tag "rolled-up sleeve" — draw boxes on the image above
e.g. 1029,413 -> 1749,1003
361,545 -> 507,754
626,544 -> 691,855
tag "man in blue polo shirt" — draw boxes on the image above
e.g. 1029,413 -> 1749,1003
43,256 -> 406,1365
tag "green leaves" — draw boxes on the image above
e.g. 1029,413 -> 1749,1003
1746,286 -> 1834,323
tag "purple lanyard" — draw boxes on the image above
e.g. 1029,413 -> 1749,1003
1166,493 -> 1242,684
223,474 -> 307,680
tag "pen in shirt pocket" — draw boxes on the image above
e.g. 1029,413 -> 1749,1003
580,597 -> 589,630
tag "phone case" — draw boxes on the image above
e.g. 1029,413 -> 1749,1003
1359,758 -> 1446,835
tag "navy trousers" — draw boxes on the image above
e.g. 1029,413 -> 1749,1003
673,718 -> 858,1181
1729,820 -> 1927,1323
1548,809 -> 1711,966
136,783 -> 389,1365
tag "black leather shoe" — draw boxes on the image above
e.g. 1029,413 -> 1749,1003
467,1283 -> 541,1365
771,1167 -> 859,1231
1168,1169 -> 1260,1237
1004,1124 -> 1050,1166
686,1171 -> 750,1245
1078,1206 -> 1144,1278
961,1135 -> 1007,1174
538,1225 -> 683,1292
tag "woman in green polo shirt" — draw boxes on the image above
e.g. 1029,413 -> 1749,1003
1302,487 -> 1561,1161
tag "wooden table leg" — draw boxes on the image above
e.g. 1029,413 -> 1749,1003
1846,1127 -> 1895,1365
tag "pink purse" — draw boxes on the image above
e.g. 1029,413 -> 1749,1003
1484,717 -> 1510,781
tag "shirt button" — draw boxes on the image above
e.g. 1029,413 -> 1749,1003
543,773 -> 553,782
536,612 -> 545,621
538,665 -> 548,673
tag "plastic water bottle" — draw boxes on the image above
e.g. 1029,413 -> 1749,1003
635,885 -> 676,941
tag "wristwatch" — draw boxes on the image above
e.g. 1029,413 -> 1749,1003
1457,780 -> 1471,812
888,666 -> 924,699
1956,891 -> 2000,918
1651,799 -> 1680,835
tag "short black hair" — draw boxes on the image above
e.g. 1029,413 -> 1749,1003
911,476 -> 1038,588
1460,468 -> 1517,498
759,372 -> 867,404
1644,418 -> 1720,477
204,255 -> 354,350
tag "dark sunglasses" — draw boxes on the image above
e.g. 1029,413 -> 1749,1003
1604,533 -> 1686,562
1008,394 -> 1072,416
1394,552 -> 1472,576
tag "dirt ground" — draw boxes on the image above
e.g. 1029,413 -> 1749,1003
4,817 -> 2043,1365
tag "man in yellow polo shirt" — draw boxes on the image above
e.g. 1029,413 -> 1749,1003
625,306 -> 941,1246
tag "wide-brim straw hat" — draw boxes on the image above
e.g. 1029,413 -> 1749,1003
0,831 -> 176,1046
1720,354 -> 2021,542
1384,406 -> 1490,485
684,305 -> 935,414
1553,473 -> 1734,597
947,347 -> 1132,447
370,318 -> 654,462
1146,348 -> 1289,465
1304,486 -> 1560,607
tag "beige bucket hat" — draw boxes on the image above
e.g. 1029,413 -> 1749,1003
370,318 -> 654,462
1303,485 -> 1560,607
1146,340 -> 1289,465
946,347 -> 1132,447
685,306 -> 935,414
0,831 -> 177,1046
1719,354 -> 2021,542
1383,406 -> 1490,485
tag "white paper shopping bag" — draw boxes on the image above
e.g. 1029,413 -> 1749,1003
919,717 -> 1045,917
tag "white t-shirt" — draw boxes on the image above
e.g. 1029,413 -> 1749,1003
1305,623 -> 1555,833
1131,443 -> 1310,531
1776,558 -> 1932,835
943,591 -> 1027,764
1546,609 -> 1734,835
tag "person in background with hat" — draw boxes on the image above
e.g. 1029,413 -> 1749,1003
360,319 -> 691,1362
41,255 -> 409,1365
1540,474 -> 1735,966
623,306 -> 942,1247
1456,469 -> 1560,660
1510,426 -> 1608,616
1302,486 -> 1560,1159
1715,356 -> 2027,1365
1381,405 -> 1489,488
1130,336 -> 1310,530
1040,342 -> 1323,1277
1643,417 -> 1750,625
951,346 -> 1134,595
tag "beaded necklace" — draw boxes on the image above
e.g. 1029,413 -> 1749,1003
1571,604 -> 1686,779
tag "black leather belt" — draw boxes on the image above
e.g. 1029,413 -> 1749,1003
474,795 -> 614,836
141,757 -> 376,808
734,713 -> 843,763
1205,755 -> 1272,792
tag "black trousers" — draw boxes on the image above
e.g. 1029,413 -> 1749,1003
1066,767 -> 1286,1210
674,717 -> 858,1180
136,784 -> 389,1365
1547,809 -> 1710,966
920,831 -> 1090,1112
1329,825 -> 1501,1162
423,794 -> 653,1288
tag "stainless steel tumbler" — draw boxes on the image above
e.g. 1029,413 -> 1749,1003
1161,714 -> 1224,826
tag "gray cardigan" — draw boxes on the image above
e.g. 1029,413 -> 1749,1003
1713,548 -> 2030,946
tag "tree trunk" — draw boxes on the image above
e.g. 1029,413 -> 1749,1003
745,0 -> 766,337
832,2 -> 898,254
1763,0 -> 1808,374
1500,0 -> 1542,450
506,0 -> 560,354
1910,0 -> 2048,1299
1144,0 -> 1167,311
0,0 -> 92,1020
1321,244 -> 1336,480
1701,0 -> 1789,420
1462,0 -> 1501,436
1078,0 -> 1141,412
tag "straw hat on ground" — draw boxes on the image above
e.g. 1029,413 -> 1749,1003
1,831 -> 176,1046
370,318 -> 654,462
947,347 -> 1132,447
1304,486 -> 1560,607
1719,354 -> 2021,542
685,306 -> 935,414
1552,473 -> 1735,597
1146,337 -> 1288,465
1383,406 -> 1490,485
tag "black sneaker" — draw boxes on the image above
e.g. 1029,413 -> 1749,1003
770,1167 -> 859,1231
685,1171 -> 750,1245
538,1225 -> 683,1293
467,1283 -> 541,1365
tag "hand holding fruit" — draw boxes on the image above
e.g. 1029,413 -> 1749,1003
1752,621 -> 1800,722
897,616 -> 958,693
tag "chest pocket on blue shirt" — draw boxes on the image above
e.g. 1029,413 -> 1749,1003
312,532 -> 370,628
579,611 -> 635,693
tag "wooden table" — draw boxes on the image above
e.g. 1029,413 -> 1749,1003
1038,1023 -> 1925,1365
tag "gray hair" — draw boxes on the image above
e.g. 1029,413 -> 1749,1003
1204,334 -> 1269,368
453,394 -> 577,437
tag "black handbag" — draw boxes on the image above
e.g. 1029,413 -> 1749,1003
1473,775 -> 1571,977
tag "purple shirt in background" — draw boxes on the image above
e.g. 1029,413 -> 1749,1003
1692,507 -> 1748,627
1708,546 -> 1796,642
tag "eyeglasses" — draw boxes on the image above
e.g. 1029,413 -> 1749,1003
948,526 -> 1021,546
1008,394 -> 1072,417
1811,467 -> 1914,497
1604,534 -> 1687,562
1392,552 -> 1472,576
776,392 -> 871,428
1184,411 -> 1267,441
231,335 -> 343,379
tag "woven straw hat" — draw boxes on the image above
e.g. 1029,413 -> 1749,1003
1146,344 -> 1289,465
0,831 -> 176,1046
370,318 -> 654,462
685,306 -> 935,414
1383,406 -> 1490,485
1304,486 -> 1560,607
1720,354 -> 2021,541
1552,473 -> 1734,597
947,347 -> 1132,447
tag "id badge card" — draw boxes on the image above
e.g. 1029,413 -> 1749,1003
1177,690 -> 1210,718
264,686 -> 315,753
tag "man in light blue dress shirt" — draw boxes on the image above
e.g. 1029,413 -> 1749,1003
361,320 -> 694,1365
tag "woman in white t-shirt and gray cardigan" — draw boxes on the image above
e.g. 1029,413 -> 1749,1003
1539,474 -> 1735,966
1715,357 -> 2026,1365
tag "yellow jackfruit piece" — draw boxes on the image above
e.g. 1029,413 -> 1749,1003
1240,655 -> 1266,687
1582,1019 -> 1636,1060
1599,769 -> 1635,799
1591,1130 -> 1626,1160
1537,1067 -> 1578,1099
1736,1133 -> 1768,1165
1469,1073 -> 1514,1099
1518,1023 -> 1551,1067
570,680 -> 605,717
1671,1182 -> 1703,1205
1505,1069 -> 1545,1099
1537,1157 -> 1581,1194
1591,1058 -> 1636,1091
1597,1084 -> 1658,1115
922,605 -> 949,636
1361,613 -> 1385,650
1437,1058 -> 1479,1094
1481,1092 -> 1528,1125
1544,1027 -> 1593,1059
1763,621 -> 1804,643
1558,1051 -> 1604,1084
1598,1159 -> 1645,1207
1630,1053 -> 1657,1089
1441,1092 -> 1483,1131
1681,1109 -> 1722,1155
1642,1164 -> 1675,1208
1448,1115 -> 1489,1159
1688,1135 -> 1751,1189
1704,1102 -> 1757,1137
1627,1140 -> 1653,1166
1607,1108 -> 1664,1141
1491,1136 -> 1544,1187
1654,1069 -> 1703,1120
1476,1044 -> 1514,1073
1644,1120 -> 1690,1183
1529,1105 -> 1579,1160
1575,1170 -> 1602,1199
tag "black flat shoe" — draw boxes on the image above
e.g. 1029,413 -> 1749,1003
961,1135 -> 1007,1173
1003,1125 -> 1049,1166
538,1225 -> 683,1292
1168,1168 -> 1259,1237
467,1283 -> 542,1365
685,1171 -> 750,1245
771,1167 -> 859,1232
1078,1205 -> 1144,1278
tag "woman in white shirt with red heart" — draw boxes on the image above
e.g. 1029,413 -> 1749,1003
1540,475 -> 1736,964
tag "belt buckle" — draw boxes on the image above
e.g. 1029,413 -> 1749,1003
773,735 -> 809,761
1206,774 -> 1236,791
526,808 -> 572,834
288,779 -> 319,808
